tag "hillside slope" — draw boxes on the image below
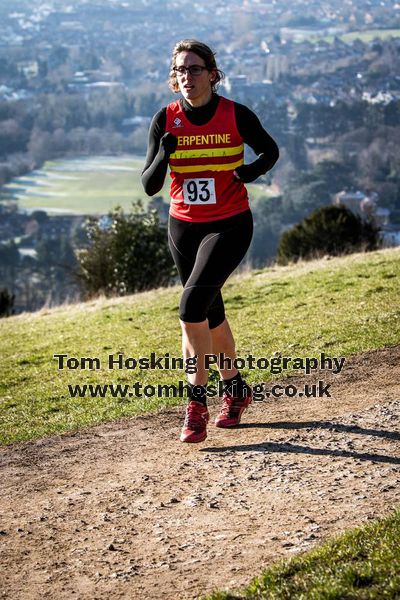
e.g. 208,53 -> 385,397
1,248 -> 399,598
1,247 -> 399,445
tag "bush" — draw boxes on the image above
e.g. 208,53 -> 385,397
277,204 -> 381,264
0,288 -> 15,318
77,200 -> 176,297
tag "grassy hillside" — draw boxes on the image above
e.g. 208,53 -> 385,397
207,508 -> 400,600
0,247 -> 399,445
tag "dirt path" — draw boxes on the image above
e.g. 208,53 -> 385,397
1,346 -> 399,600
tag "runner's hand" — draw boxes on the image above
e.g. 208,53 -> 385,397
233,163 -> 259,183
160,132 -> 178,156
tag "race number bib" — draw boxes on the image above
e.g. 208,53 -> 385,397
183,178 -> 216,205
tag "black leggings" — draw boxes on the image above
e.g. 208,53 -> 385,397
168,209 -> 253,329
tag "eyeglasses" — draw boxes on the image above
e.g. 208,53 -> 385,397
173,65 -> 209,77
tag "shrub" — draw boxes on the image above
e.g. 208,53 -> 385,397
0,288 -> 15,318
277,204 -> 381,264
77,200 -> 176,297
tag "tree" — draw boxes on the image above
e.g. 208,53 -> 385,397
31,210 -> 49,225
277,204 -> 380,264
0,119 -> 29,156
282,160 -> 354,223
0,288 -> 15,317
77,201 -> 176,298
0,163 -> 12,186
36,236 -> 76,272
249,196 -> 283,265
27,129 -> 53,165
0,241 -> 20,280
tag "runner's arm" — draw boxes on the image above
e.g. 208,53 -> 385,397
141,108 -> 176,196
234,103 -> 279,183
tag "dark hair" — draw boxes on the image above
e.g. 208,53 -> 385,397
168,39 -> 225,93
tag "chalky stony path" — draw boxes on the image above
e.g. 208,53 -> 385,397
1,346 -> 399,599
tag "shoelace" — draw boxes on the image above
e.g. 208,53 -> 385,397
221,393 -> 240,416
184,404 -> 207,429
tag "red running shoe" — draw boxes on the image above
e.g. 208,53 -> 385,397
215,388 -> 252,428
180,401 -> 209,443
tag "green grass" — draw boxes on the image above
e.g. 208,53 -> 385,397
339,29 -> 400,44
0,154 -> 276,215
206,509 -> 400,599
1,155 -> 150,214
0,247 -> 399,445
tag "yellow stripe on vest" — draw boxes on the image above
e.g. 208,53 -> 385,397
171,159 -> 244,173
170,144 -> 244,160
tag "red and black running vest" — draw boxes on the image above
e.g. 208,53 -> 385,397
166,96 -> 249,222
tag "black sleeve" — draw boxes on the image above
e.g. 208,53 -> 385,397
233,102 -> 279,183
141,108 -> 168,196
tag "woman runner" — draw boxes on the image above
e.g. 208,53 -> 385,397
142,39 -> 279,443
